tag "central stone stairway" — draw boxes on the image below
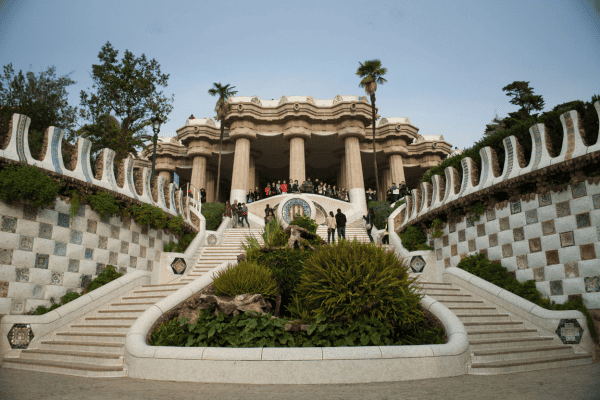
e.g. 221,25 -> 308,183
419,281 -> 593,374
1,281 -> 188,377
316,225 -> 372,243
179,227 -> 264,283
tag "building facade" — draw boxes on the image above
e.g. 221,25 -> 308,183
137,95 -> 453,208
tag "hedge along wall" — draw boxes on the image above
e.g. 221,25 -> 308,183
0,196 -> 177,315
394,103 -> 600,309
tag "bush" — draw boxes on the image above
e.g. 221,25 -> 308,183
0,163 -> 59,209
32,290 -> 82,315
164,232 -> 196,253
262,218 -> 288,248
87,191 -> 120,220
212,261 -> 277,301
457,254 -> 597,340
201,202 -> 225,231
287,240 -> 424,333
85,265 -> 122,293
130,203 -> 168,229
289,215 -> 318,234
401,225 -> 428,251
368,200 -> 402,229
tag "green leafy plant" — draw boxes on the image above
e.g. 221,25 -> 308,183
263,217 -> 288,248
400,225 -> 428,252
87,191 -> 120,220
212,261 -> 277,301
0,163 -> 59,209
163,232 -> 196,253
431,218 -> 444,238
470,202 -> 486,222
457,254 -> 597,340
68,189 -> 82,221
287,240 -> 424,334
367,201 -> 402,230
32,290 -> 82,315
85,265 -> 122,293
130,203 -> 168,230
289,215 -> 318,234
201,202 -> 225,231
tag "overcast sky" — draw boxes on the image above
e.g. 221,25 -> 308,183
1,0 -> 599,148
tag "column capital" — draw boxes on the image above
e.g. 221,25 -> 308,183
229,127 -> 257,141
383,145 -> 408,157
187,139 -> 213,158
283,127 -> 311,141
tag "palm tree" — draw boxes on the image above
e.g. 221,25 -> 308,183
208,83 -> 238,203
356,60 -> 387,200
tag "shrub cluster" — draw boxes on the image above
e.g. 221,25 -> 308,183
201,202 -> 225,231
367,200 -> 402,229
400,225 -> 432,251
212,261 -> 277,301
289,215 -> 318,234
457,254 -> 597,341
0,163 -> 59,209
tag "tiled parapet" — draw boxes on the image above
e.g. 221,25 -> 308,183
519,123 -> 553,175
553,110 -> 588,164
417,182 -> 433,217
493,136 -> 526,185
429,174 -> 445,210
458,157 -> 479,197
587,101 -> 600,154
441,166 -> 460,206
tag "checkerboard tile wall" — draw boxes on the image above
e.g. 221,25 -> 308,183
432,181 -> 600,309
0,197 -> 178,314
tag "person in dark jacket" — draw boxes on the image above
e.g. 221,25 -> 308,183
335,208 -> 346,240
363,208 -> 375,242
254,187 -> 261,201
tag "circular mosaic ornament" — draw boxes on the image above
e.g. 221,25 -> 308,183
207,234 -> 218,246
281,198 -> 311,224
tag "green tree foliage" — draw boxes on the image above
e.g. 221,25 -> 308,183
86,191 -> 121,220
78,41 -> 174,165
289,215 -> 318,234
0,163 -> 59,209
367,200 -> 402,229
201,202 -> 225,231
0,63 -> 78,156
502,81 -> 545,122
85,265 -> 122,293
400,225 -> 430,251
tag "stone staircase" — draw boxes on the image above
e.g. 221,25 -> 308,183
1,281 -> 188,377
316,226 -> 371,243
180,228 -> 264,283
419,281 -> 593,374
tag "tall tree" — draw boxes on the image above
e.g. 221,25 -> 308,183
502,81 -> 545,121
208,83 -> 237,203
484,110 -> 507,137
0,63 -> 77,156
356,59 -> 387,199
78,41 -> 174,165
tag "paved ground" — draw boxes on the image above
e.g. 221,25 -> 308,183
1,363 -> 599,400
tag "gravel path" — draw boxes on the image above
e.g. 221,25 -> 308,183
1,363 -> 599,400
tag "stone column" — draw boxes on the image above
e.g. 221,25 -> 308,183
229,123 -> 256,204
381,168 -> 391,201
158,171 -> 172,184
336,152 -> 347,191
389,154 -> 406,185
191,156 -> 207,192
206,169 -> 215,203
339,120 -> 366,211
289,137 -> 306,184
249,155 -> 255,192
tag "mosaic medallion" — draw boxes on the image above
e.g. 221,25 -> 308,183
410,255 -> 426,273
281,198 -> 311,224
207,234 -> 218,246
7,323 -> 34,349
555,318 -> 583,345
171,258 -> 186,274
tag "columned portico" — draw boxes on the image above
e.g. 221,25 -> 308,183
339,120 -> 367,212
284,126 -> 310,185
229,122 -> 257,204
389,153 -> 406,185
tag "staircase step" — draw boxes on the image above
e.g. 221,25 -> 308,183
468,354 -> 593,375
121,295 -> 167,300
84,317 -> 137,324
1,358 -> 125,377
455,314 -> 511,322
54,332 -> 126,343
446,306 -> 498,315
97,309 -> 147,317
466,329 -> 539,340
19,349 -> 123,365
426,294 -> 475,301
132,288 -> 178,294
462,321 -> 525,331
468,337 -> 557,351
70,324 -> 132,333
109,302 -> 155,307
38,340 -> 124,353
471,345 -> 576,363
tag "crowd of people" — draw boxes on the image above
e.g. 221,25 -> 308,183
242,178 -> 351,203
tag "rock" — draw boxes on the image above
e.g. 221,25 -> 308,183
283,225 -> 323,250
237,253 -> 246,263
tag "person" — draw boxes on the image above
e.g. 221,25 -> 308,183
264,204 -> 272,225
292,180 -> 299,193
363,208 -> 375,243
325,184 -> 332,197
391,183 -> 399,202
272,182 -> 277,196
200,188 -> 206,203
386,187 -> 393,203
300,180 -> 307,193
254,187 -> 261,201
265,208 -> 275,225
265,184 -> 271,198
247,190 -> 253,203
332,185 -> 337,199
335,208 -> 346,240
326,210 -> 337,244
366,188 -> 373,202
318,183 -> 324,195
225,200 -> 232,221
306,178 -> 314,194
400,181 -> 408,198
276,181 -> 281,195
231,200 -> 239,228
240,203 -> 249,227
281,180 -> 288,194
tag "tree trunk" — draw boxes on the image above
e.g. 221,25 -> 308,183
150,132 -> 158,181
216,124 -> 223,203
371,94 -> 380,202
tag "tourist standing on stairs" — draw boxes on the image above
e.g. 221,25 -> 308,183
363,208 -> 375,243
225,200 -> 232,221
335,208 -> 346,240
281,181 -> 288,195
326,211 -> 337,244
231,200 -> 239,228
240,203 -> 249,228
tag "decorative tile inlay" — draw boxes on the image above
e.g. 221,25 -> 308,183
564,261 -> 579,278
444,258 -> 451,268
499,217 -> 510,231
122,217 -> 131,230
80,139 -> 93,183
480,149 -> 490,184
87,220 -> 97,234
525,209 -> 538,225
15,114 -> 27,162
109,251 -> 118,264
584,276 -> 599,293
96,263 -> 107,275
529,238 -> 542,253
562,112 -> 576,160
85,248 -> 94,260
57,213 -> 70,227
486,208 -> 496,222
559,231 -> 575,248
22,204 -> 38,221
556,318 -> 583,345
458,158 -> 470,197
571,183 -> 587,199
442,235 -> 449,247
7,323 -> 34,349
550,280 -> 564,295
11,299 -> 24,314
556,201 -> 571,218
39,223 -> 53,239
539,194 -> 552,207
68,259 -> 80,272
530,124 -> 543,171
510,200 -> 521,215
81,274 -> 92,289
1,216 -> 17,233
0,281 -> 8,297
541,220 -> 555,236
451,244 -> 458,256
54,241 -> 67,256
466,217 -> 474,228
119,267 -> 128,275
575,212 -> 591,229
120,241 -> 129,254
502,244 -> 513,258
141,224 -> 149,235
70,230 -> 82,245
516,255 -> 528,269
546,250 -> 559,265
503,137 -> 514,179
51,271 -> 63,285
171,258 -> 187,274
149,237 -> 155,248
597,226 -> 600,241
147,260 -> 153,271
513,227 -> 525,242
19,235 -> 33,251
132,232 -> 139,244
98,236 -> 108,250
35,254 -> 49,269
593,194 -> 600,210
110,225 -> 120,239
489,233 -> 498,247
409,256 -> 426,273
16,267 -> 29,282
207,234 -> 217,246
139,246 -> 146,258
580,243 -> 596,261
468,239 -> 476,252
533,267 -> 544,281
449,223 -> 456,233
0,248 -> 12,264
50,127 -> 63,174
477,224 -> 486,237
458,229 -> 466,242
130,256 -> 137,269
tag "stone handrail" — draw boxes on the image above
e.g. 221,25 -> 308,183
398,103 -> 600,230
124,260 -> 470,384
0,270 -> 151,360
0,113 -> 197,232
443,267 -> 594,355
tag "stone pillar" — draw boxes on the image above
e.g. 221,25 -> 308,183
337,153 -> 347,191
158,171 -> 172,184
389,154 -> 406,186
206,169 -> 215,203
191,156 -> 207,192
229,123 -> 256,205
339,120 -> 366,212
249,155 -> 255,193
381,168 -> 391,201
289,137 -> 306,184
